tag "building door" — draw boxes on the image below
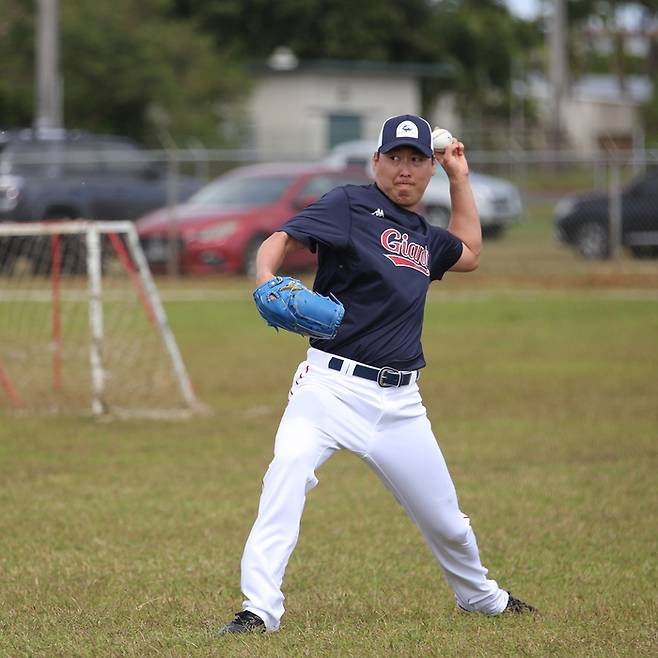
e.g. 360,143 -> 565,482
328,113 -> 362,149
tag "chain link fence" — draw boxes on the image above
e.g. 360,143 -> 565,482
2,136 -> 658,281
469,149 -> 658,262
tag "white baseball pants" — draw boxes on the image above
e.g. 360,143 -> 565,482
239,348 -> 508,630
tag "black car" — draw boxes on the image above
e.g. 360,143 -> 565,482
554,171 -> 658,259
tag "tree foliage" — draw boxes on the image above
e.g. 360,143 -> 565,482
61,0 -> 251,146
0,0 -> 247,146
0,2 -> 35,128
179,0 -> 437,62
0,0 -> 531,144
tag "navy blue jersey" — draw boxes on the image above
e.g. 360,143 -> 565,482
281,183 -> 463,371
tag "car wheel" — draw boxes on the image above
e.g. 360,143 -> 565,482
630,245 -> 658,259
575,221 -> 609,259
29,235 -> 54,275
425,205 -> 451,228
0,237 -> 19,274
244,235 -> 267,279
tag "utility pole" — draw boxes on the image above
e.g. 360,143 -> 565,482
35,0 -> 62,130
548,0 -> 568,149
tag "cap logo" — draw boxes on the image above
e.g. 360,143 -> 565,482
396,120 -> 418,139
377,114 -> 433,157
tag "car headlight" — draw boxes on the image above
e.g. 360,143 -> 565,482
473,184 -> 495,202
472,185 -> 496,215
555,197 -> 577,220
0,174 -> 24,210
194,221 -> 239,242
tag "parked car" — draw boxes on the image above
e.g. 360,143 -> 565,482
324,139 -> 522,237
0,128 -> 204,223
554,171 -> 658,259
136,162 -> 372,276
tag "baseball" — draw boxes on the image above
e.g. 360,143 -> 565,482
432,127 -> 453,153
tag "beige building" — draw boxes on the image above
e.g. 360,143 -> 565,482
247,53 -> 451,160
529,74 -> 652,151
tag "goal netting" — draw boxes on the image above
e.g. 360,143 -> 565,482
0,221 -> 199,418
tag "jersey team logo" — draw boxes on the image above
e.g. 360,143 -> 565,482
380,228 -> 430,276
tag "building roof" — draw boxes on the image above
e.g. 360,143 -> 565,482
526,73 -> 652,104
254,52 -> 453,79
571,74 -> 652,103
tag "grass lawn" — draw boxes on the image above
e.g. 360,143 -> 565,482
1,216 -> 657,656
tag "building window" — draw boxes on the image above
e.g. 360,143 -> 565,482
328,113 -> 362,149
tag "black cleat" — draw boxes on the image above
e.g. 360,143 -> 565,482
217,610 -> 266,635
504,592 -> 538,614
457,591 -> 538,615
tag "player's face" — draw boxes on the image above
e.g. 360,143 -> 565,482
372,147 -> 436,211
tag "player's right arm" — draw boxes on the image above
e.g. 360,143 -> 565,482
447,172 -> 481,272
255,231 -> 305,285
435,140 -> 481,272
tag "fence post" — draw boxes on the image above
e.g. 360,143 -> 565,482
608,161 -> 623,259
166,149 -> 180,277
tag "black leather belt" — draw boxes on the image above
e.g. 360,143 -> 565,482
328,357 -> 413,388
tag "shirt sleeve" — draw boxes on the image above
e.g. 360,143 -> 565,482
429,226 -> 463,280
280,186 -> 351,253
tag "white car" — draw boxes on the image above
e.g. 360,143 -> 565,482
324,139 -> 522,237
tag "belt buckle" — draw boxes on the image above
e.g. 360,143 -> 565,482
377,366 -> 401,388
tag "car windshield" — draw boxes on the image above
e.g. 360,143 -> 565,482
0,140 -> 61,174
0,139 -> 99,175
188,174 -> 295,207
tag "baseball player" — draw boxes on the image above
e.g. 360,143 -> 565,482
219,114 -> 536,635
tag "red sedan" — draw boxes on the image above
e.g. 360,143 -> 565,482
136,162 -> 371,276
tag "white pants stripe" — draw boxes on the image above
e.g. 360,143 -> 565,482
240,348 -> 508,630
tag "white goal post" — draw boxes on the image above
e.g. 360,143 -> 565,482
0,220 -> 199,418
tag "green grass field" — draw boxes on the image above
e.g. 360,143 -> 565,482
1,218 -> 657,657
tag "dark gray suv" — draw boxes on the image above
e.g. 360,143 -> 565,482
0,128 -> 204,223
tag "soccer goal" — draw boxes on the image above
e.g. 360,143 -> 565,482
0,221 -> 199,418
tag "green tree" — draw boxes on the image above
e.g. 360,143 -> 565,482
0,0 -> 246,146
0,2 -> 35,127
182,0 -> 436,62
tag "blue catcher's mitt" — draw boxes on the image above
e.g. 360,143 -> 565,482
253,276 -> 344,339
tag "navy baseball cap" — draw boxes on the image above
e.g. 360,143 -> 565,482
377,114 -> 433,158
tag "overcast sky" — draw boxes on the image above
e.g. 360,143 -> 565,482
502,0 -> 543,20
502,0 -> 647,26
